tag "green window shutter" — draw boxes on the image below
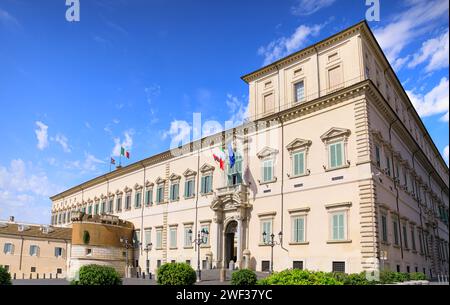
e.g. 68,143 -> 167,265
298,218 -> 304,242
330,144 -> 337,168
332,214 -> 338,240
208,176 -> 212,192
336,143 -> 343,167
298,152 -> 304,175
184,181 -> 189,197
338,214 -> 344,240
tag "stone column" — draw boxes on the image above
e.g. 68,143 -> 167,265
214,214 -> 223,269
236,216 -> 243,269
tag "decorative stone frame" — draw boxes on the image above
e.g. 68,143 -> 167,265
169,173 -> 181,202
124,186 -> 132,211
291,77 -> 307,106
325,202 -> 352,244
115,190 -> 123,212
200,219 -> 212,248
257,211 -> 276,246
320,127 -> 351,171
288,207 -> 310,245
144,181 -> 154,207
168,224 -> 179,250
257,147 -> 279,185
286,138 -> 312,179
379,206 -> 390,246
325,60 -> 344,94
200,163 -> 215,195
183,169 -> 197,199
183,222 -> 194,249
155,226 -> 164,250
155,177 -> 166,204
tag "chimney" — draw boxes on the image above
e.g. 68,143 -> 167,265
9,216 -> 15,223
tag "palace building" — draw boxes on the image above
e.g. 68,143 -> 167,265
49,21 -> 449,278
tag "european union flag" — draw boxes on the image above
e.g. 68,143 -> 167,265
228,143 -> 235,168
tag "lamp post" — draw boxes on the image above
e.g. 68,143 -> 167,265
189,227 -> 209,282
262,231 -> 282,274
120,236 -> 132,278
143,242 -> 153,276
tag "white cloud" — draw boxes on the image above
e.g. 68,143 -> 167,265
406,77 -> 449,120
291,0 -> 335,16
112,130 -> 134,157
82,153 -> 105,172
408,29 -> 449,72
0,159 -> 61,223
84,122 -> 92,129
258,24 -> 323,65
0,8 -> 19,27
35,121 -> 49,150
443,145 -> 449,163
374,0 -> 449,69
54,134 -> 71,153
225,94 -> 249,127
161,120 -> 193,153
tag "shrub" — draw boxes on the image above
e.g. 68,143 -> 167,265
157,262 -> 196,285
75,264 -> 122,285
379,271 -> 412,284
329,271 -> 372,285
231,269 -> 257,285
410,272 -> 426,281
257,269 -> 344,285
0,266 -> 12,285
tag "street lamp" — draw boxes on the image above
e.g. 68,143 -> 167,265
120,236 -> 132,278
189,227 -> 209,282
262,231 -> 282,274
143,242 -> 153,276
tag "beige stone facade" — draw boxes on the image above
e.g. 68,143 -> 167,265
0,217 -> 71,279
49,21 -> 449,278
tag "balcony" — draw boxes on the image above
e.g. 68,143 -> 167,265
212,183 -> 249,211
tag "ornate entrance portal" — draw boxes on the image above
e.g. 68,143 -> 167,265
224,221 -> 237,268
211,184 -> 252,270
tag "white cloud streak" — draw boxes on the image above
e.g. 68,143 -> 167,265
112,130 -> 134,157
408,29 -> 449,72
291,0 -> 336,16
258,24 -> 323,66
407,77 -> 449,121
35,121 -> 49,150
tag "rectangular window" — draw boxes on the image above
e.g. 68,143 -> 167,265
29,245 -> 39,257
402,225 -> 408,249
262,159 -> 273,182
294,81 -> 305,103
101,201 -> 106,214
144,228 -> 151,246
328,65 -> 343,90
329,142 -> 344,169
261,261 -> 270,272
201,224 -> 210,245
94,203 -> 99,215
185,180 -> 194,198
332,261 -> 345,273
293,261 -> 303,270
386,156 -> 391,176
332,212 -> 345,240
108,199 -> 113,213
381,215 -> 388,242
57,268 -> 62,274
116,197 -> 122,212
170,183 -> 179,201
261,220 -> 272,243
156,230 -> 162,249
169,228 -> 177,248
3,243 -> 13,254
264,93 -> 274,113
134,230 -> 140,246
293,151 -> 305,176
88,205 -> 92,215
125,194 -> 131,210
54,247 -> 63,257
393,220 -> 399,245
201,175 -> 212,194
156,186 -> 164,204
375,144 -> 381,168
292,216 -> 305,243
135,191 -> 141,208
31,267 -> 36,273
184,227 -> 193,247
145,189 -> 152,206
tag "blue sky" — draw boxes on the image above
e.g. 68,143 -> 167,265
0,0 -> 448,224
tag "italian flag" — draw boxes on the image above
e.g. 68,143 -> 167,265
212,147 -> 226,170
121,147 -> 130,159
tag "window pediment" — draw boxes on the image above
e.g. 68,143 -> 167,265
145,180 -> 154,188
257,146 -> 279,159
183,168 -> 197,177
200,163 -> 215,173
286,138 -> 312,151
320,127 -> 350,142
169,173 -> 181,181
124,186 -> 132,193
155,177 -> 166,184
134,183 -> 143,190
115,189 -> 123,195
